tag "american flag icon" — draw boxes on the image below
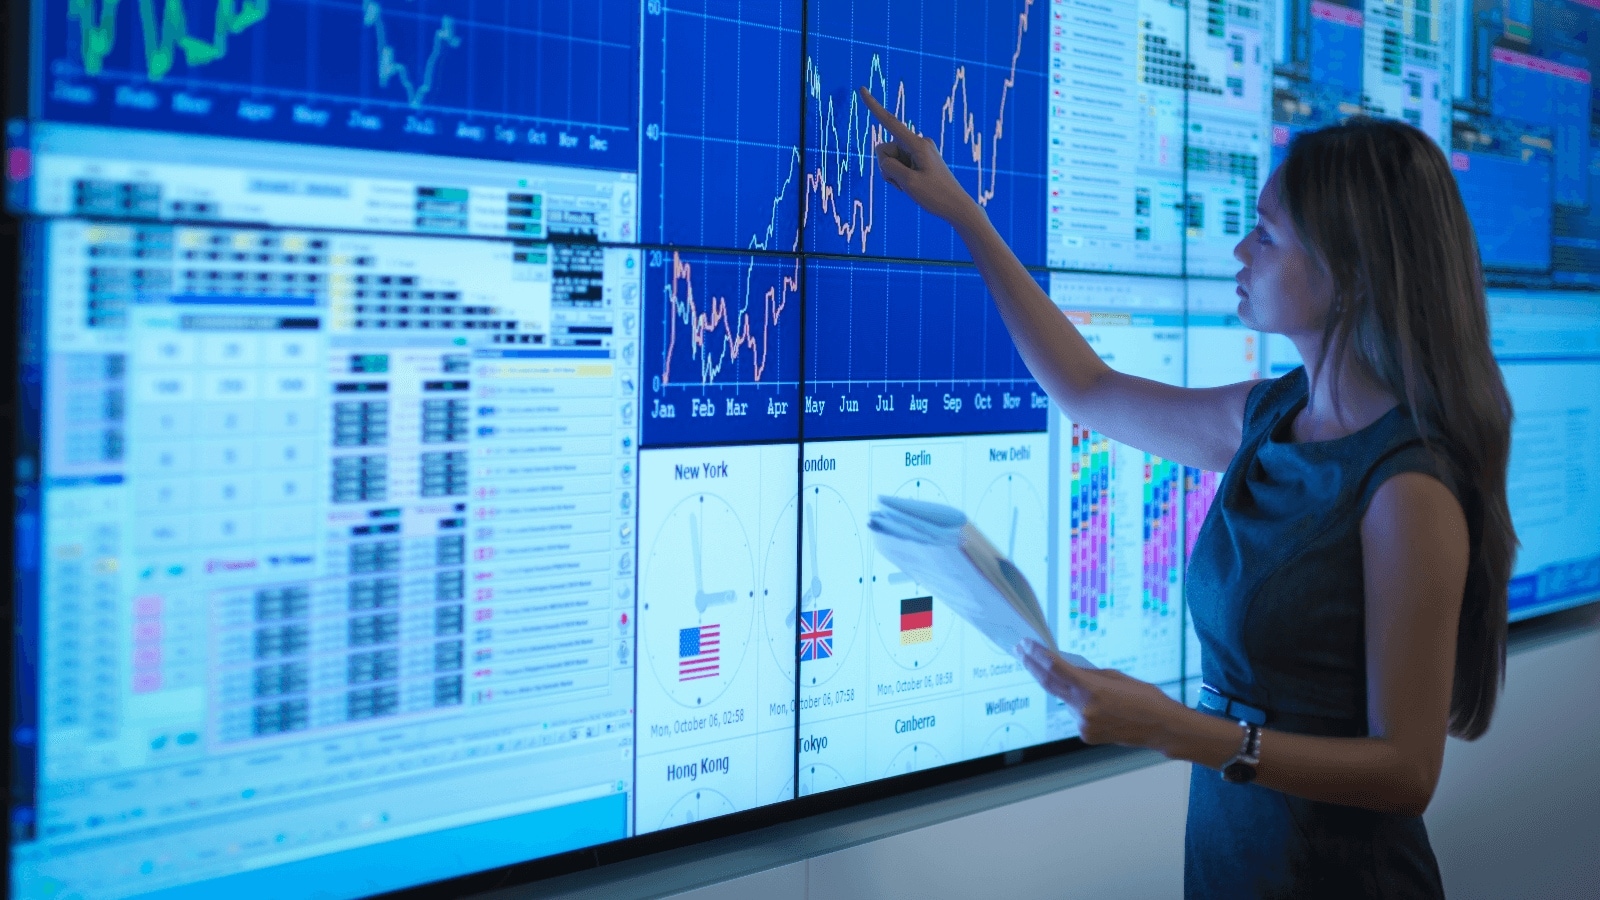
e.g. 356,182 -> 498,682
800,609 -> 833,661
678,624 -> 720,681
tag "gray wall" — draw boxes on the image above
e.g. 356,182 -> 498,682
506,617 -> 1600,900
1427,620 -> 1600,899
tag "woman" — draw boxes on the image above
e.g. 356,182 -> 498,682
859,88 -> 1515,898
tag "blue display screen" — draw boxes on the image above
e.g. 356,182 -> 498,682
1489,48 -> 1589,205
639,0 -> 801,250
1309,0 -> 1364,96
1488,290 -> 1600,621
1553,138 -> 1600,284
802,260 -> 1048,439
1460,0 -> 1600,283
5,1 -> 1599,898
40,1 -> 641,168
802,0 -> 1048,265
1452,140 -> 1554,272
642,249 -> 802,446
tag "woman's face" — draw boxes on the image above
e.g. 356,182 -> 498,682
1232,170 -> 1335,337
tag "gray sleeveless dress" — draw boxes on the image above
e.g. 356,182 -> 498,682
1184,368 -> 1455,899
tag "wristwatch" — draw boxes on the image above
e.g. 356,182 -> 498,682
1221,721 -> 1262,784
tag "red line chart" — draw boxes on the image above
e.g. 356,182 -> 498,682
661,251 -> 800,386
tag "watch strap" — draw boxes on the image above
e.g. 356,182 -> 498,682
1240,721 -> 1261,763
1221,722 -> 1261,783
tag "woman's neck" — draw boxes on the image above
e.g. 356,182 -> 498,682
1289,336 -> 1399,443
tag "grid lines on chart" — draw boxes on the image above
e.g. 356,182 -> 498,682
641,0 -> 804,251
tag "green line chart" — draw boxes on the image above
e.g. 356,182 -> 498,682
43,0 -> 640,166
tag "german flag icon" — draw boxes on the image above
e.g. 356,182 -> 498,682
899,596 -> 933,645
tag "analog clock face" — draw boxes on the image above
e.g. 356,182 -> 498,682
872,476 -> 953,671
661,788 -> 737,829
980,722 -> 1035,757
973,471 -> 1047,594
885,740 -> 946,777
776,484 -> 866,687
797,762 -> 848,797
760,492 -> 799,682
642,493 -> 755,707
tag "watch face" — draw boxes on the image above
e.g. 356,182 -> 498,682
1222,761 -> 1256,784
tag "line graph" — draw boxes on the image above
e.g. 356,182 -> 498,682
644,249 -> 802,447
641,0 -> 802,250
44,0 -> 638,169
662,251 -> 798,385
803,259 -> 1049,439
803,0 -> 1047,264
69,0 -> 270,79
362,0 -> 458,109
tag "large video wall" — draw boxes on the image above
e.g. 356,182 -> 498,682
6,1 -> 1600,897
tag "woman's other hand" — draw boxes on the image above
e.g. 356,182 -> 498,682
1018,640 -> 1184,747
859,87 -> 982,227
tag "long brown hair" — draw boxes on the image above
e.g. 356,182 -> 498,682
1280,117 -> 1515,740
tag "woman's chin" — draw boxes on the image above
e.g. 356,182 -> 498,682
1236,295 -> 1258,330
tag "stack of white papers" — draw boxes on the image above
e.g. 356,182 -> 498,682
867,496 -> 1095,669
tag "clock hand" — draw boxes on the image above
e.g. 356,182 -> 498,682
790,499 -> 825,627
798,502 -> 823,610
690,511 -> 705,594
1008,505 -> 1019,560
697,589 -> 737,612
690,510 -> 737,613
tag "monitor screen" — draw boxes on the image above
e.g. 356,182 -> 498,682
1489,290 -> 1600,620
5,0 -> 1598,897
1452,0 -> 1600,286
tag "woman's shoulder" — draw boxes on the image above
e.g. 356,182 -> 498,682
1242,366 -> 1309,431
1365,418 -> 1467,509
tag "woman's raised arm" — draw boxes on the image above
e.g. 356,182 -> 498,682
860,87 -> 1255,471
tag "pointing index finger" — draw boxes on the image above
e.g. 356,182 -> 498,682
858,86 -> 918,146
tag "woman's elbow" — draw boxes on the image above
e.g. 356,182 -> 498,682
1391,788 -> 1435,818
1390,761 -> 1443,818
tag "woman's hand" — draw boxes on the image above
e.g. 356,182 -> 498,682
1019,640 -> 1186,747
858,87 -> 983,227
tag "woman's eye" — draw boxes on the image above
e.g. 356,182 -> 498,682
1257,229 -> 1272,246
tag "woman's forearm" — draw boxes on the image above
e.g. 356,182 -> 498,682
948,204 -> 1112,418
1152,706 -> 1440,817
858,87 -> 1252,470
